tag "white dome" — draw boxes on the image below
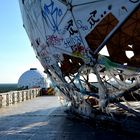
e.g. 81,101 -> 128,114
18,68 -> 47,89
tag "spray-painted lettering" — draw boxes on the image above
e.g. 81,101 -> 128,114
87,5 -> 112,29
47,35 -> 63,46
64,36 -> 82,48
71,43 -> 85,57
87,10 -> 100,29
43,0 -> 63,32
76,20 -> 88,31
66,20 -> 78,36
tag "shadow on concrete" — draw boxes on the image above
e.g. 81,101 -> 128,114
0,106 -> 140,140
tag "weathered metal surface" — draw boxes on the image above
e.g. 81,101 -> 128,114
0,96 -> 140,140
19,0 -> 140,120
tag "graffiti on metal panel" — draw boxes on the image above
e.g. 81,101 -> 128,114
47,35 -> 63,46
42,0 -> 63,32
44,56 -> 52,65
119,6 -> 128,16
66,20 -> 78,36
76,20 -> 88,31
121,6 -> 128,13
64,36 -> 82,48
53,54 -> 62,62
58,27 -> 67,35
35,38 -> 40,46
71,43 -> 85,57
87,10 -> 100,29
40,48 -> 48,58
57,20 -> 85,36
87,5 -> 112,29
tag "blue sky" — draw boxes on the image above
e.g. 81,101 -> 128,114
0,1 -> 44,83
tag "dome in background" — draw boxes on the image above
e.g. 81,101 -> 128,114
18,68 -> 48,89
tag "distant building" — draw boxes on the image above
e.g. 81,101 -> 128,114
17,68 -> 49,89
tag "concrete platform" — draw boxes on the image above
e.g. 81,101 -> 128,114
0,96 -> 140,140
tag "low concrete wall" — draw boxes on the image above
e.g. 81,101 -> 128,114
0,88 -> 40,108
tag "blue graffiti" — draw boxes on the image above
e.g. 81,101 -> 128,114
76,20 -> 88,31
64,36 -> 82,48
43,0 -> 63,32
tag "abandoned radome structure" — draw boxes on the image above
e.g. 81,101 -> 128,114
19,0 -> 140,121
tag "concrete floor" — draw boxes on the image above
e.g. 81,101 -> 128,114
0,96 -> 139,140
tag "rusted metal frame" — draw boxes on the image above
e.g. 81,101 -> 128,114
93,4 -> 140,56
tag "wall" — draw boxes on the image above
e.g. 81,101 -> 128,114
0,88 -> 40,108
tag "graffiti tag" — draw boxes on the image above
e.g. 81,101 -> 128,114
76,20 -> 88,31
45,57 -> 52,64
64,36 -> 82,48
71,43 -> 85,57
47,35 -> 63,46
87,10 -> 100,29
87,5 -> 112,29
66,20 -> 78,36
43,0 -> 63,32
40,48 -> 48,57
53,54 -> 62,62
